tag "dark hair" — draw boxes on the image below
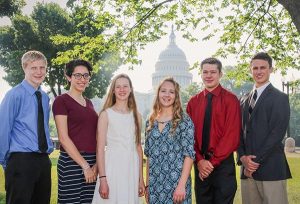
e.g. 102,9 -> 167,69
200,57 -> 222,72
65,59 -> 93,77
251,52 -> 272,67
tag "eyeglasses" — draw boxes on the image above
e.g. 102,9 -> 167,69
72,73 -> 90,80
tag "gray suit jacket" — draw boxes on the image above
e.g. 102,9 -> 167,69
237,84 -> 292,181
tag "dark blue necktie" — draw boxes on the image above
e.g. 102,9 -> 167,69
35,91 -> 48,153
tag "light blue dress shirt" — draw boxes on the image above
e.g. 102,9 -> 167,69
0,80 -> 54,168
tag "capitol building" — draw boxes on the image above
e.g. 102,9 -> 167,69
135,27 -> 193,118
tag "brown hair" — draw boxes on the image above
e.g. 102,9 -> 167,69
251,52 -> 272,68
200,57 -> 222,72
101,74 -> 141,144
147,77 -> 183,135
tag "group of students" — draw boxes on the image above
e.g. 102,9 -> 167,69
0,50 -> 291,204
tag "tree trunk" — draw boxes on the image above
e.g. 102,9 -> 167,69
278,0 -> 300,34
58,83 -> 62,96
51,86 -> 57,98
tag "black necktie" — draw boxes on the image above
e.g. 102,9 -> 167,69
248,90 -> 257,115
35,91 -> 48,153
202,92 -> 213,156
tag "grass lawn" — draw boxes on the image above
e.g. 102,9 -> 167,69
1,151 -> 299,204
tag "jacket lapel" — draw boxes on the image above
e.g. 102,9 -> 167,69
241,93 -> 251,138
249,84 -> 273,120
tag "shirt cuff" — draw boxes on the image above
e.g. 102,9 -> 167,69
195,153 -> 204,164
210,157 -> 221,167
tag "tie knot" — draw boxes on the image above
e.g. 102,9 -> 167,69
252,90 -> 257,100
35,91 -> 42,99
206,92 -> 213,100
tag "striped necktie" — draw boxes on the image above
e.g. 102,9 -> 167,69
248,90 -> 257,115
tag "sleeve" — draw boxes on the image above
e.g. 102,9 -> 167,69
144,120 -> 150,157
0,91 -> 18,168
181,115 -> 195,160
237,98 -> 246,165
254,94 -> 290,164
237,129 -> 246,165
52,95 -> 68,116
210,95 -> 241,167
186,99 -> 204,163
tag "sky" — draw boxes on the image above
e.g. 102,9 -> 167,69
1,0 -> 299,102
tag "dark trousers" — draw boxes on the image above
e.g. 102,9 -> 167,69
194,154 -> 237,204
5,152 -> 52,204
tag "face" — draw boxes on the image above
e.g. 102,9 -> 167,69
158,81 -> 176,108
250,59 -> 272,88
114,77 -> 131,101
67,65 -> 90,93
23,60 -> 47,89
201,63 -> 222,91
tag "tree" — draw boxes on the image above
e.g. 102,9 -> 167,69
0,0 -> 25,17
221,66 -> 252,98
181,82 -> 202,111
289,93 -> 300,144
0,2 -> 121,98
56,0 -> 299,84
0,3 -> 73,97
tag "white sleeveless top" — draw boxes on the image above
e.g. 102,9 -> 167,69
92,108 -> 140,204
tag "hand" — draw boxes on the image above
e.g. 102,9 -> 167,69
173,183 -> 186,203
91,164 -> 98,176
99,178 -> 109,199
145,185 -> 149,204
197,159 -> 214,180
240,155 -> 260,172
138,179 -> 145,197
83,166 -> 97,183
244,168 -> 254,178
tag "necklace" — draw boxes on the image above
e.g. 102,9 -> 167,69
157,120 -> 171,124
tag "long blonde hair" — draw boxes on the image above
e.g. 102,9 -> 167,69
101,74 -> 141,144
147,77 -> 183,135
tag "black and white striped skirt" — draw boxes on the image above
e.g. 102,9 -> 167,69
57,151 -> 96,204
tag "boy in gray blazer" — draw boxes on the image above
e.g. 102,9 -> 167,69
238,52 -> 291,204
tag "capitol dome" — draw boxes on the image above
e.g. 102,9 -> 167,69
152,26 -> 192,90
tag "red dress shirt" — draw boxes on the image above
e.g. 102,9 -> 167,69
187,85 -> 241,167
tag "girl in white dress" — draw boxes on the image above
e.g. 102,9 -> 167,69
92,74 -> 145,204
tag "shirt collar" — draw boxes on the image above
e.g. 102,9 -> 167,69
204,84 -> 222,97
253,82 -> 270,99
21,80 -> 41,96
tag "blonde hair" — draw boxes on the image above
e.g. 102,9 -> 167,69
101,74 -> 141,144
21,50 -> 47,69
147,77 -> 183,135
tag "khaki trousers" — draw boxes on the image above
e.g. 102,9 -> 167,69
241,178 -> 288,204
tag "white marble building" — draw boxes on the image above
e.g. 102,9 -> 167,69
136,27 -> 193,119
152,26 -> 192,90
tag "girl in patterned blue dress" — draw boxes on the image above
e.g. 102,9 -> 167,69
144,77 -> 195,204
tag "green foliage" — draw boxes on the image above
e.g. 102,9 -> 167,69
56,0 -> 300,86
289,93 -> 300,141
221,66 -> 253,97
0,0 -> 25,17
0,2 -> 121,98
181,82 -> 202,110
0,3 -> 73,97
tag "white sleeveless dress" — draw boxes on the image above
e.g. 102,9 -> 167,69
92,108 -> 140,204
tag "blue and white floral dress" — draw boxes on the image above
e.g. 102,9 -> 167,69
144,114 -> 195,204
